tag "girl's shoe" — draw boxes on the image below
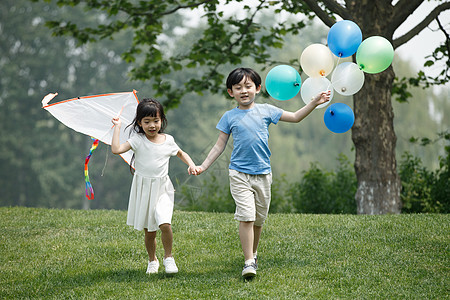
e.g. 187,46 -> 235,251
163,257 -> 179,274
146,259 -> 159,274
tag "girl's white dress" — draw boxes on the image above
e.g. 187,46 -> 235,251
126,133 -> 180,231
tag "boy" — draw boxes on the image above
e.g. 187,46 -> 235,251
195,67 -> 330,278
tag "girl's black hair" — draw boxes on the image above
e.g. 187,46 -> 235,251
127,98 -> 167,174
226,68 -> 262,89
128,98 -> 167,134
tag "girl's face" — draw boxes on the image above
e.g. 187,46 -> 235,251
227,76 -> 261,109
138,112 -> 161,139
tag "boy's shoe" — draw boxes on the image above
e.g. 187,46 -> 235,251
146,259 -> 159,274
163,257 -> 179,274
254,255 -> 258,270
242,262 -> 257,278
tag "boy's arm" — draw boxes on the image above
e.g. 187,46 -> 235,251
177,149 -> 197,175
111,117 -> 132,154
197,131 -> 230,174
280,91 -> 331,123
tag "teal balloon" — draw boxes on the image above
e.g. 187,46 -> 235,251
356,36 -> 394,74
265,65 -> 301,101
327,20 -> 362,58
323,103 -> 354,133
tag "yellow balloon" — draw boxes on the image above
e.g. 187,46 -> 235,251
300,44 -> 335,78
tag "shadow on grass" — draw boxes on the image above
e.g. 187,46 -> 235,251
8,256 -> 268,298
63,267 -> 239,283
262,256 -> 311,269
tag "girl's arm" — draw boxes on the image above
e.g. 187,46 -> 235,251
111,117 -> 132,154
197,131 -> 230,175
280,91 -> 331,123
177,149 -> 197,175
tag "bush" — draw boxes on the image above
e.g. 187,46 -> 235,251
399,131 -> 450,213
399,153 -> 435,213
331,154 -> 359,213
176,172 -> 235,213
289,163 -> 333,213
177,154 -> 357,214
288,154 -> 357,214
432,142 -> 450,212
270,173 -> 296,213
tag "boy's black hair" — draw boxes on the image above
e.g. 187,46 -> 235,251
226,68 -> 262,89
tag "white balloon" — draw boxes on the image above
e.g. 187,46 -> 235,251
300,44 -> 335,78
331,62 -> 365,96
300,77 -> 334,109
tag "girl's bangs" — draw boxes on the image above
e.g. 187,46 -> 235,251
142,104 -> 159,118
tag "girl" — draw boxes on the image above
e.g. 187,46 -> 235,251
111,98 -> 197,274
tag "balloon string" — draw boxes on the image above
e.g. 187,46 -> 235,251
326,55 -> 342,92
101,148 -> 109,177
85,137 -> 99,200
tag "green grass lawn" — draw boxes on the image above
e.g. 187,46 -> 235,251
1,207 -> 448,299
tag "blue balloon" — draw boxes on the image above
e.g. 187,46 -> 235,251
327,20 -> 362,58
265,65 -> 301,101
323,103 -> 355,133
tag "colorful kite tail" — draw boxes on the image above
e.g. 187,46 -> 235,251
85,138 -> 99,200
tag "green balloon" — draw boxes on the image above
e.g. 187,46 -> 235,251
356,36 -> 394,74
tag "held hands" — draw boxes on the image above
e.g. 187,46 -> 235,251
187,166 -> 204,176
187,166 -> 197,176
195,166 -> 203,175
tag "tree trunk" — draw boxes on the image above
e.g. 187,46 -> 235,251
352,66 -> 402,214
347,1 -> 402,214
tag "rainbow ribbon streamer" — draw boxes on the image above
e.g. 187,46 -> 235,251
84,137 -> 99,200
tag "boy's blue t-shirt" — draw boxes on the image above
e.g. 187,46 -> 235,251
216,103 -> 283,175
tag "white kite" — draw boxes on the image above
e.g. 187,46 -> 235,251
42,91 -> 139,199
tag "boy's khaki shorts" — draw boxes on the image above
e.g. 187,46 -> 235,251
229,169 -> 272,226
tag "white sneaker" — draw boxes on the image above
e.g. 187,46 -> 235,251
163,257 -> 179,274
146,259 -> 159,274
242,262 -> 257,278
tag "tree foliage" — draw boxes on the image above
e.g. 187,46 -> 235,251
33,0 -> 450,107
392,3 -> 450,102
33,0 -> 317,109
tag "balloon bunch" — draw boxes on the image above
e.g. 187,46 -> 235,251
265,20 -> 394,133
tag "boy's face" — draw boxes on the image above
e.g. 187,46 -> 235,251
227,76 -> 261,109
